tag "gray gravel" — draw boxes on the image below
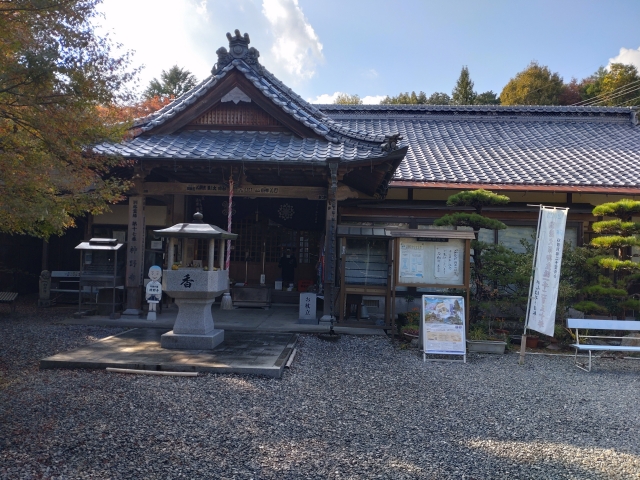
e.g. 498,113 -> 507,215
1,303 -> 640,479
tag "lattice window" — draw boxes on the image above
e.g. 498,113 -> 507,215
191,103 -> 282,127
231,218 -> 318,263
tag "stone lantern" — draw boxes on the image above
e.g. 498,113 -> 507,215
154,212 -> 237,350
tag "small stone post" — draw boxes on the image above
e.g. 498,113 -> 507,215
38,270 -> 51,308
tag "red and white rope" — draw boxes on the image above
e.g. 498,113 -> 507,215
225,178 -> 233,270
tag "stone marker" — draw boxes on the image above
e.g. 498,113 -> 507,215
299,292 -> 317,324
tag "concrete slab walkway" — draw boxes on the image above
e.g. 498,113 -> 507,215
40,328 -> 297,378
60,304 -> 388,335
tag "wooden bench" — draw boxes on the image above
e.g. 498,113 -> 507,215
0,292 -> 18,314
567,318 -> 640,372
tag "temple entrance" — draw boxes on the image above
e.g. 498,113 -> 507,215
189,196 -> 325,289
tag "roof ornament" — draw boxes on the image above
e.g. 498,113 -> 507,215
381,133 -> 403,152
212,30 -> 263,76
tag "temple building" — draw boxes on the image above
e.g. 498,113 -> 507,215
69,30 -> 640,323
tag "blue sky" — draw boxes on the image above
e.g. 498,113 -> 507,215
97,0 -> 640,103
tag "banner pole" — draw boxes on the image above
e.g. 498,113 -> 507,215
520,204 -> 544,365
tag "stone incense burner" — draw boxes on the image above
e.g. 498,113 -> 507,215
154,212 -> 237,350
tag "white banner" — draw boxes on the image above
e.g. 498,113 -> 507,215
526,207 -> 568,336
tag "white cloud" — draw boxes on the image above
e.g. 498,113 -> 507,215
608,46 -> 640,71
96,0 -> 214,95
261,0 -> 324,80
308,92 -> 342,104
308,92 -> 385,105
195,0 -> 208,16
362,95 -> 385,104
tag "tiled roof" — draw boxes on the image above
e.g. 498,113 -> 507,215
94,130 -> 388,163
132,37 -> 395,151
111,31 -> 640,189
319,105 -> 640,187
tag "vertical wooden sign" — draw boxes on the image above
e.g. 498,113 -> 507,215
124,196 -> 145,313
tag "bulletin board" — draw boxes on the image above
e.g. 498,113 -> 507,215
397,238 -> 466,287
389,229 -> 475,337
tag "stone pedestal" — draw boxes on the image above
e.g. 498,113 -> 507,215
161,269 -> 228,350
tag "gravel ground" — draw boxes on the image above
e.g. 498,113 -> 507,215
1,301 -> 640,479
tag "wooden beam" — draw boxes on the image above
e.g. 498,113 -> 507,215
143,182 -> 327,200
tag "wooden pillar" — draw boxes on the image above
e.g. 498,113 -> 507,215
218,239 -> 225,270
172,194 -> 185,224
167,238 -> 176,268
321,160 -> 339,321
208,239 -> 215,271
123,195 -> 146,315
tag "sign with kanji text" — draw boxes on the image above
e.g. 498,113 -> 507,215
526,207 -> 568,337
299,292 -> 316,321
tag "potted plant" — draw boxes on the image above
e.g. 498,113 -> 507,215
401,307 -> 420,340
466,325 -> 507,354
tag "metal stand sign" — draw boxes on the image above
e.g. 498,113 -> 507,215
422,295 -> 466,363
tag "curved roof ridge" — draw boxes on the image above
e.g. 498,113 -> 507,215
131,33 -> 405,154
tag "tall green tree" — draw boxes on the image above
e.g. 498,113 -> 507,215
500,61 -> 564,105
0,0 -> 136,237
143,65 -> 198,100
333,93 -> 362,105
475,90 -> 500,105
425,92 -> 451,105
451,66 -> 477,105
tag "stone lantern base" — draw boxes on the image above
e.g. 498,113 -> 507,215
160,297 -> 225,350
161,330 -> 224,350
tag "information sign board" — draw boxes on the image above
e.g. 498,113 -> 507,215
421,295 -> 466,362
398,238 -> 465,285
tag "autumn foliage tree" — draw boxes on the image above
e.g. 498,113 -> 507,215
500,61 -> 565,105
0,0 -> 137,238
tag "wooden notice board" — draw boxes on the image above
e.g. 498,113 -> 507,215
389,229 -> 475,336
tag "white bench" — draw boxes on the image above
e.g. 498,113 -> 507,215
567,318 -> 640,372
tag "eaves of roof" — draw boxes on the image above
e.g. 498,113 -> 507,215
94,130 -> 392,164
389,181 -> 640,195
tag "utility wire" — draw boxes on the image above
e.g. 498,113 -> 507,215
571,79 -> 640,106
579,84 -> 640,107
613,94 -> 640,107
572,79 -> 640,105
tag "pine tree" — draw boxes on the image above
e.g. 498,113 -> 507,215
434,190 -> 510,318
143,66 -> 198,101
451,66 -> 477,105
573,200 -> 640,318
